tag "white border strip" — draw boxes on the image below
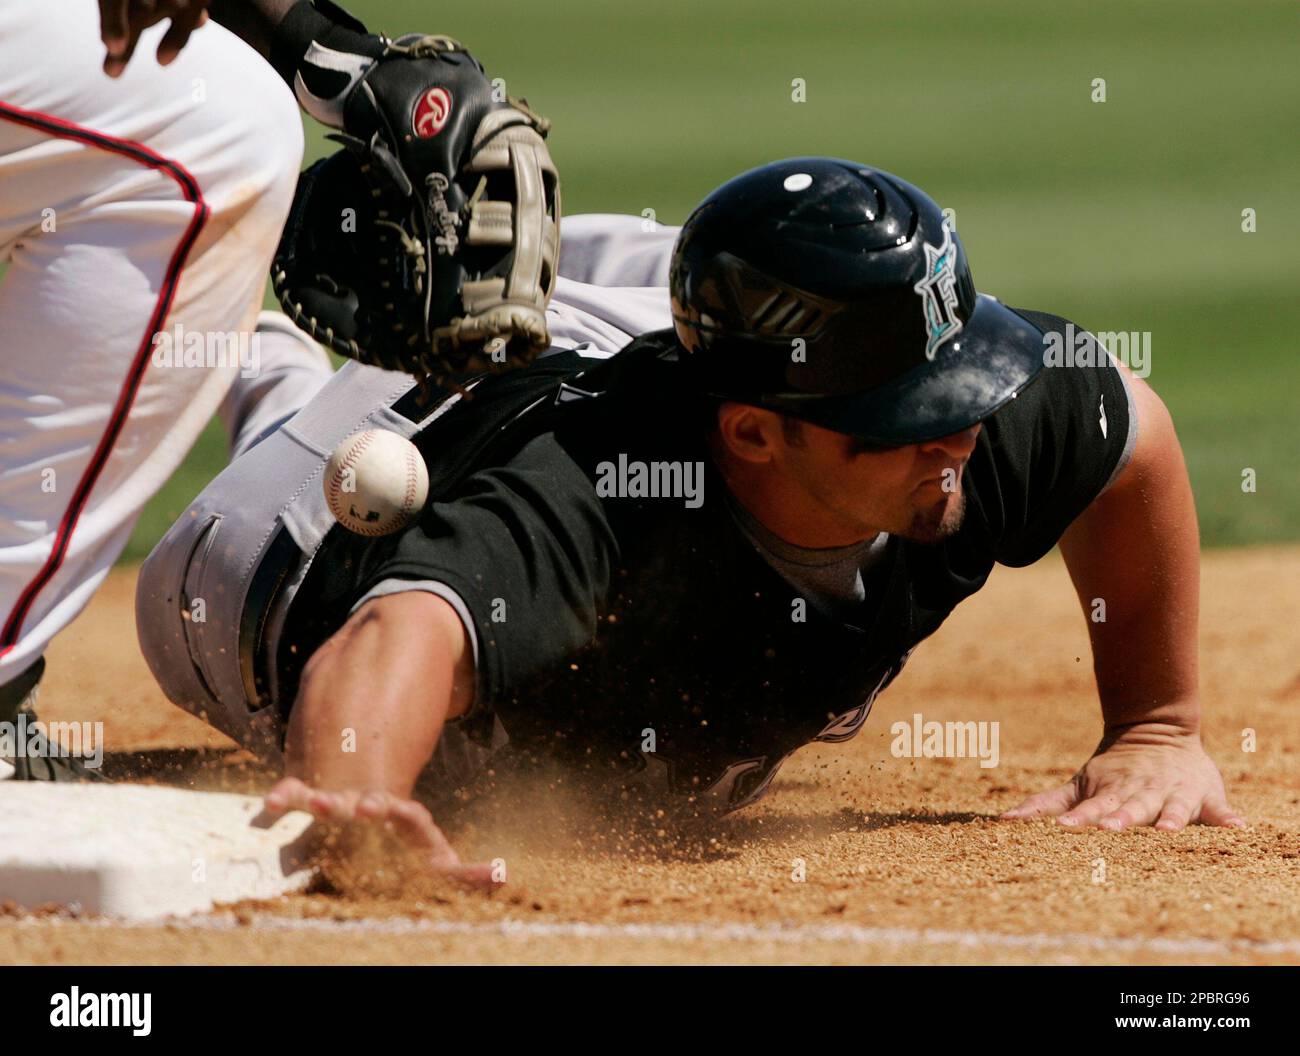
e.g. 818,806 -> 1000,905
22,913 -> 1300,958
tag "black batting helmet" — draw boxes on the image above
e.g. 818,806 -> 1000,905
669,157 -> 1047,446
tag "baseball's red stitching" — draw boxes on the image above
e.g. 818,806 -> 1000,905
327,431 -> 378,510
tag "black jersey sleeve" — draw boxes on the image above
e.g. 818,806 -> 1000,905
355,431 -> 618,706
973,308 -> 1134,567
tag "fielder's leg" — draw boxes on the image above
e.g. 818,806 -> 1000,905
0,1 -> 303,760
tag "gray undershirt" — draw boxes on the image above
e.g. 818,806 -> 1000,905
724,491 -> 892,619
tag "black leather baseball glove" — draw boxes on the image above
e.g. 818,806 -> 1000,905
273,26 -> 560,385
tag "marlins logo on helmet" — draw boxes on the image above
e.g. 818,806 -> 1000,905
913,223 -> 964,360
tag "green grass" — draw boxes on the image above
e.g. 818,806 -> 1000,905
123,0 -> 1299,557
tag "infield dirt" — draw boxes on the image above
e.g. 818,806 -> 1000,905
2,546 -> 1296,965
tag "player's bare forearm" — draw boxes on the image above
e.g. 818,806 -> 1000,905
263,593 -> 491,884
265,592 -> 492,886
284,591 -> 475,797
1058,370 -> 1201,736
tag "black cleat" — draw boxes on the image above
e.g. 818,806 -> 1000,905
0,659 -> 108,783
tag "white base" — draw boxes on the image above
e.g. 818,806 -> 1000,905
0,783 -> 314,921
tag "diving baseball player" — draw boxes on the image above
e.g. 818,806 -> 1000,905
134,159 -> 1242,883
0,0 -> 555,778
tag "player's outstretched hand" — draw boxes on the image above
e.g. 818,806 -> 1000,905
99,0 -> 211,77
1000,723 -> 1245,831
263,775 -> 498,890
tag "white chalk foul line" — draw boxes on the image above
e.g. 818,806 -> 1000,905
43,912 -> 1300,959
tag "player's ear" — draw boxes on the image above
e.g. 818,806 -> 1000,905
714,402 -> 783,464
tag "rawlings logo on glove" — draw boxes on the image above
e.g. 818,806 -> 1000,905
413,86 -> 452,137
272,18 -> 560,389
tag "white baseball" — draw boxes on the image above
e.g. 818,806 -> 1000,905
324,429 -> 430,536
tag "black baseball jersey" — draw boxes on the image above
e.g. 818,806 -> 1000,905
278,309 -> 1132,813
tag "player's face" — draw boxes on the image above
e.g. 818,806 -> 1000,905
780,419 -> 982,544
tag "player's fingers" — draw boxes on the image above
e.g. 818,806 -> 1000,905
386,799 -> 463,865
351,790 -> 391,820
353,792 -> 443,846
1152,792 -> 1199,832
352,793 -> 477,875
305,788 -> 359,823
1000,782 -> 1077,820
353,790 -> 420,837
388,797 -> 447,845
1197,794 -> 1247,829
1057,789 -> 1127,828
155,3 -> 206,66
353,790 -> 418,831
263,776 -> 313,815
99,0 -> 131,53
447,861 -> 500,891
103,23 -> 146,78
1098,788 -> 1166,831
